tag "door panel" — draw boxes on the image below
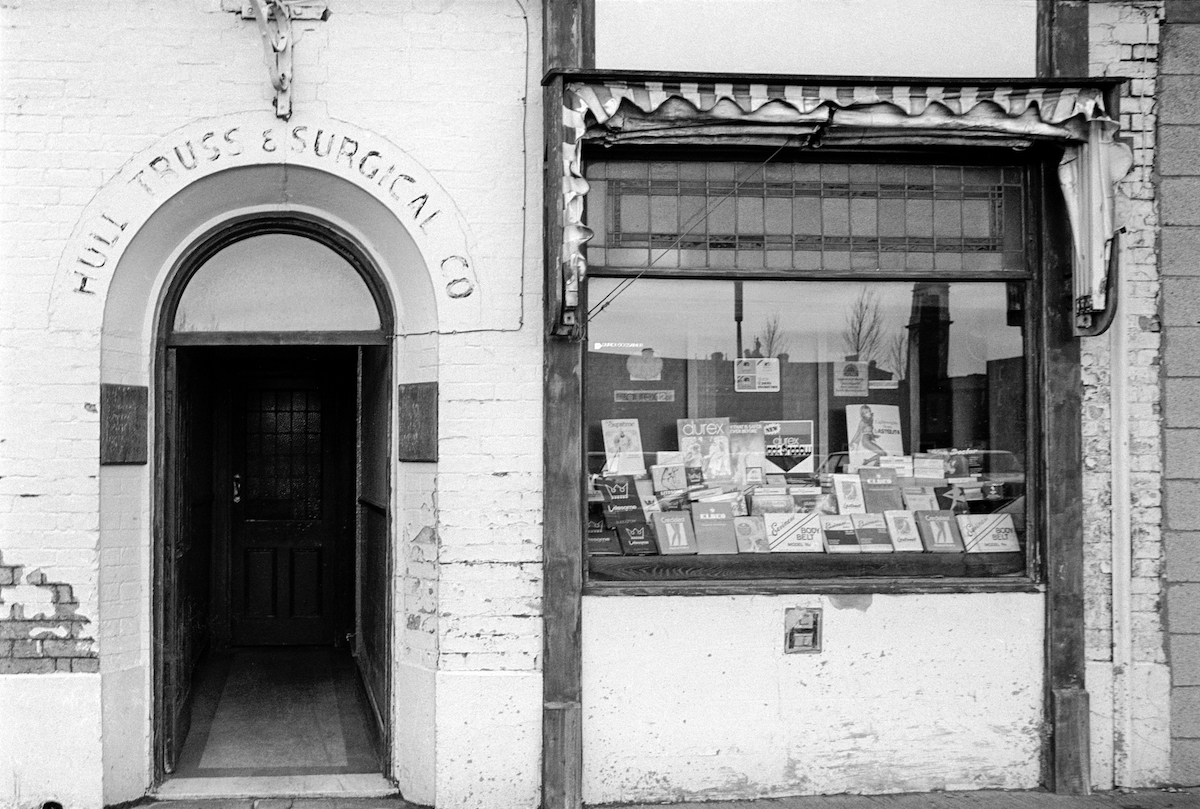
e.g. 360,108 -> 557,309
162,349 -> 215,773
357,344 -> 390,743
230,369 -> 342,646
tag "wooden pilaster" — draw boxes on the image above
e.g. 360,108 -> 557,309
1038,0 -> 1090,77
1040,160 -> 1092,795
542,2 -> 590,809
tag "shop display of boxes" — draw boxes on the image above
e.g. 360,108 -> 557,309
587,417 -> 1024,558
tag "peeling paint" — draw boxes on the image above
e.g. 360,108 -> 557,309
828,594 -> 872,611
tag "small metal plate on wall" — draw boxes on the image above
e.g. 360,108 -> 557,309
784,607 -> 822,654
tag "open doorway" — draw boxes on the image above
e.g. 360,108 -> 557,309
152,221 -> 396,791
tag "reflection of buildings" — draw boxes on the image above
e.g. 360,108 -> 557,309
588,288 -> 1023,468
907,282 -> 953,449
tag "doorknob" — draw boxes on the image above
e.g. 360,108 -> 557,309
233,474 -> 242,504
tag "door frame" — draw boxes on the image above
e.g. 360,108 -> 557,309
151,214 -> 397,783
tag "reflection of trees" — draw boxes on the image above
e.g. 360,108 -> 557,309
842,288 -> 885,363
887,330 -> 908,380
756,314 -> 791,359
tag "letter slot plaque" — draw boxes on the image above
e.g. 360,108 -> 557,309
784,607 -> 822,654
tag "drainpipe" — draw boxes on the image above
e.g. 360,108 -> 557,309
1110,242 -> 1133,787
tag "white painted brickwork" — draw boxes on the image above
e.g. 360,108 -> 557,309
1,1 -> 543,807
0,0 -> 1182,805
1085,0 -> 1171,789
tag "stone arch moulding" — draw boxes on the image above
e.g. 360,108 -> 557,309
50,110 -> 493,337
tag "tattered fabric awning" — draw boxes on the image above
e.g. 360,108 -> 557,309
547,71 -> 1131,337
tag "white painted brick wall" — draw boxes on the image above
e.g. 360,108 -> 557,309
2,0 -> 543,806
1086,0 -> 1170,788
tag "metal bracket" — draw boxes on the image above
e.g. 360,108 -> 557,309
236,0 -> 329,120
249,0 -> 293,119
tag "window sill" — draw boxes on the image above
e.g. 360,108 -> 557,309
584,552 -> 1038,596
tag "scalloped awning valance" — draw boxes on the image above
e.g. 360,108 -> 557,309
548,73 -> 1131,338
567,79 -> 1115,146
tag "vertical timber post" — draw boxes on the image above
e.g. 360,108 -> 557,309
1040,160 -> 1091,794
1038,0 -> 1092,795
542,3 -> 590,809
1038,0 -> 1089,79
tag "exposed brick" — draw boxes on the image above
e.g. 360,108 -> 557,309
70,657 -> 99,673
40,638 -> 94,657
1170,583 -> 1200,631
0,620 -> 43,639
8,638 -> 41,657
0,657 -> 54,674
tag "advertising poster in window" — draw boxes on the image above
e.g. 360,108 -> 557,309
762,420 -> 815,474
602,418 -> 646,474
845,404 -> 903,471
734,358 -> 781,393
833,361 -> 869,397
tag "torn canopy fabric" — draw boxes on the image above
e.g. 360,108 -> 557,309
552,78 -> 1132,336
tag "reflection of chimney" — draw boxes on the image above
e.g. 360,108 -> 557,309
908,282 -> 952,379
908,282 -> 953,449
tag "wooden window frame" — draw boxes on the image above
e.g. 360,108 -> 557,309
542,4 -> 1092,804
578,147 -> 1044,595
544,85 -> 1088,809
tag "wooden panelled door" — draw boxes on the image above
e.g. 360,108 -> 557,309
228,358 -> 348,646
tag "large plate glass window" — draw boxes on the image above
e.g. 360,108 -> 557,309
582,157 -> 1034,584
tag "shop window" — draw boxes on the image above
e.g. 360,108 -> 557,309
582,157 -> 1035,585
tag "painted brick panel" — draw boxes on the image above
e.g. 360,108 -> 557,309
1170,583 -> 1200,631
1162,124 -> 1200,174
1088,2 -> 1171,786
1164,227 -> 1200,274
1167,481 -> 1200,528
1167,429 -> 1200,477
1172,739 -> 1200,782
1168,532 -> 1200,581
1164,177 -> 1200,225
1162,24 -> 1200,72
1173,685 -> 1200,736
1166,327 -> 1200,377
1163,277 -> 1200,325
1171,634 -> 1200,683
1161,124 -> 1200,175
1166,378 -> 1200,426
1162,73 -> 1200,122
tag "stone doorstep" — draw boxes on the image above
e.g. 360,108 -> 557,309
135,790 -> 1200,809
140,799 -> 414,809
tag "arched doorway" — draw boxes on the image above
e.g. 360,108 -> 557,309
153,216 -> 396,794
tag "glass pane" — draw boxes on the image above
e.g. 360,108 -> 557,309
585,161 -> 1026,274
174,234 -> 380,332
584,277 -> 1027,563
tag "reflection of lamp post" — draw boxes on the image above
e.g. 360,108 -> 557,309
734,281 -> 744,358
908,282 -> 953,449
